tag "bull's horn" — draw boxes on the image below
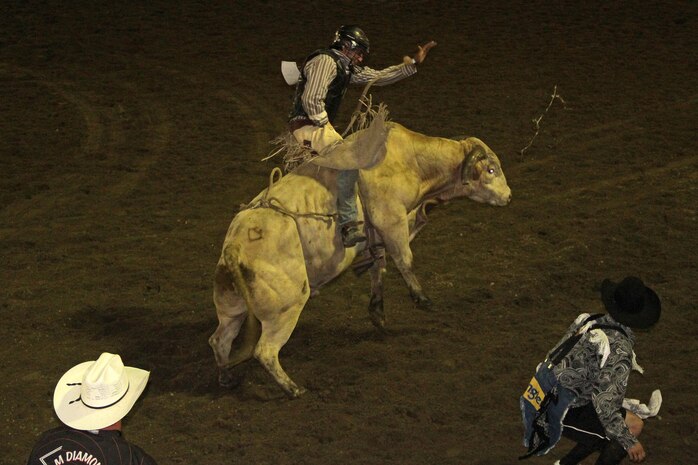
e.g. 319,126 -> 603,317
420,198 -> 440,216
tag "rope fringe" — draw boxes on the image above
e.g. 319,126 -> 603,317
264,96 -> 390,173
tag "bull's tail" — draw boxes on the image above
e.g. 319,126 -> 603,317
222,243 -> 261,362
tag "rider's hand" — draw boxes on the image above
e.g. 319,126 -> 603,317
413,41 -> 437,64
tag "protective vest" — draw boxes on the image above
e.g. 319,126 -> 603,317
288,49 -> 352,125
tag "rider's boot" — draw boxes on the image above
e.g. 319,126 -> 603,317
341,222 -> 367,247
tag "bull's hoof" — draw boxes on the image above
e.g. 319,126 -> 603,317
410,291 -> 433,309
368,298 -> 386,331
218,368 -> 243,389
369,310 -> 386,331
285,384 -> 308,399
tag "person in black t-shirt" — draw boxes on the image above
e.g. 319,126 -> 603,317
27,352 -> 157,465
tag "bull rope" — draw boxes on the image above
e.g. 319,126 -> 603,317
238,167 -> 336,226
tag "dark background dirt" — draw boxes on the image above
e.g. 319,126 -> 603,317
1,1 -> 696,464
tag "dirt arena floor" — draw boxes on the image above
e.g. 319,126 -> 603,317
2,1 -> 696,464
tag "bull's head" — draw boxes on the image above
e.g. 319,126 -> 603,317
459,137 -> 512,206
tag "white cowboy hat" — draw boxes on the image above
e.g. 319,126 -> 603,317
53,352 -> 150,430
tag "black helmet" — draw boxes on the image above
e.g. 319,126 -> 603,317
331,25 -> 370,54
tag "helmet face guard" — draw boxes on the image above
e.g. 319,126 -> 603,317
332,25 -> 370,62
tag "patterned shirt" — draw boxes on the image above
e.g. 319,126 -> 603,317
551,313 -> 638,450
301,50 -> 416,126
27,426 -> 157,465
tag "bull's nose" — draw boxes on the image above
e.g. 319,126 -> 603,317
495,191 -> 512,206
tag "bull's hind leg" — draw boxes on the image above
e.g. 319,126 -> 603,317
209,264 -> 260,386
254,301 -> 308,398
210,313 -> 250,388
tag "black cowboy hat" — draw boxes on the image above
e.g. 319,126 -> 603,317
601,276 -> 661,329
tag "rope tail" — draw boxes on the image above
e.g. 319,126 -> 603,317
342,62 -> 407,137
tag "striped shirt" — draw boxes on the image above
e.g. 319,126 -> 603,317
27,426 -> 157,465
301,51 -> 417,126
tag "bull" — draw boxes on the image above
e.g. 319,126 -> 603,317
209,121 -> 512,397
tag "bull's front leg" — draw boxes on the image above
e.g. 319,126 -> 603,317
381,217 -> 432,309
394,255 -> 432,309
